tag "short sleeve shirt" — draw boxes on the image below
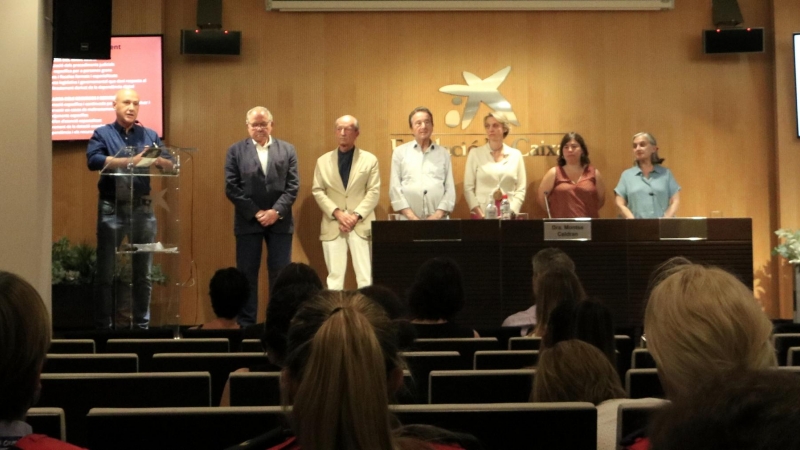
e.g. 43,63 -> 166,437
614,165 -> 680,218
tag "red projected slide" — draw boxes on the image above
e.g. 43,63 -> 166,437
52,35 -> 164,141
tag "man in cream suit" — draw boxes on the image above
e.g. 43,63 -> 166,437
312,115 -> 380,289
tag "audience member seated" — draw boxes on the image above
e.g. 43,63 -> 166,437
502,248 -> 576,336
639,256 -> 691,346
191,267 -> 249,330
359,284 -> 417,351
647,369 -> 800,450
267,290 -> 470,450
407,258 -> 478,338
219,283 -> 320,406
242,263 -> 324,339
0,271 -> 86,450
531,339 -> 639,450
623,264 -> 777,450
544,297 -> 616,365
526,268 -> 585,338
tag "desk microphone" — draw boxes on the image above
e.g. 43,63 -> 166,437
543,191 -> 552,219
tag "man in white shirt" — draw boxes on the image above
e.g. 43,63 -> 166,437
312,115 -> 380,289
389,107 -> 455,220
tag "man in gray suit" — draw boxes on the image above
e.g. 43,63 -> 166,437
224,106 -> 299,326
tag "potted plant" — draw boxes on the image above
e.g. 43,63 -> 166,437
51,237 -> 96,330
774,229 -> 800,322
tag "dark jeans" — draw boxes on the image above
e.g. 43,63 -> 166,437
94,198 -> 156,329
235,230 -> 293,326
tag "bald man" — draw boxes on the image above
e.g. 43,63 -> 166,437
312,115 -> 380,289
86,88 -> 168,329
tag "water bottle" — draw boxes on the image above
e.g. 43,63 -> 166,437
500,194 -> 512,220
485,198 -> 498,219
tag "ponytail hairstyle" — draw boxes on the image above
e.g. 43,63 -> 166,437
283,290 -> 402,450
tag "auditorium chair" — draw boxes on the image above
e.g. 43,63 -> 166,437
226,371 -> 282,407
474,326 -> 524,349
400,351 -> 461,403
240,338 -> 265,353
773,333 -> 800,365
473,350 -> 539,370
508,336 -> 542,350
394,402 -> 597,450
49,339 -> 95,354
37,372 -> 212,447
631,348 -> 657,369
86,406 -> 288,450
616,400 -> 668,447
182,328 -> 246,352
413,338 -> 501,369
43,353 -> 139,373
86,403 -> 597,450
428,369 -> 535,404
26,407 -> 66,441
63,328 -> 174,352
625,368 -> 665,399
150,352 -> 276,405
104,338 -> 229,371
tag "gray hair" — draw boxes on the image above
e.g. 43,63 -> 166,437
633,132 -> 665,165
335,115 -> 360,132
246,106 -> 273,124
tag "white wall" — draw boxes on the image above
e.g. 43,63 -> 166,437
0,0 -> 53,307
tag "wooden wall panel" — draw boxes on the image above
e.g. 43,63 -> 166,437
53,0 -> 788,325
773,0 -> 800,318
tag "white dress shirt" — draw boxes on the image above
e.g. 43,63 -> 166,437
389,140 -> 456,218
464,143 -> 527,214
253,136 -> 273,176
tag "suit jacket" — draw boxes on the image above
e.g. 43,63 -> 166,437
225,137 -> 299,235
311,147 -> 380,241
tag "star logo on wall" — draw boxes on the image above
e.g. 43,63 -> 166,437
439,66 -> 520,129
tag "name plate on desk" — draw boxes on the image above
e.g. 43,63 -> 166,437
544,221 -> 592,241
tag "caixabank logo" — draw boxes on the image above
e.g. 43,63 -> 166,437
391,66 -> 563,157
439,66 -> 519,130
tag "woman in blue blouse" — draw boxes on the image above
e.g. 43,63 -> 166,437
614,133 -> 680,218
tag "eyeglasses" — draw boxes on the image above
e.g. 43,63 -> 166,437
248,122 -> 272,129
412,120 -> 432,128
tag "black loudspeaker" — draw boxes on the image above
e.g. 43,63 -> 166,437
180,30 -> 241,55
53,0 -> 112,59
703,28 -> 764,54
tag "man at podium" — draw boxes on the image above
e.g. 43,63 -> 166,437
86,88 -> 168,329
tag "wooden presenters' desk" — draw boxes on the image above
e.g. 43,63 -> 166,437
372,218 -> 752,329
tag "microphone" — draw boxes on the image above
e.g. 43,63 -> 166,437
422,190 -> 429,218
543,191 -> 552,219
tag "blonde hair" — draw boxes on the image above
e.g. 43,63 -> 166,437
644,265 -> 776,399
284,290 -> 404,450
484,112 -> 511,137
0,271 -> 51,420
531,340 -> 625,405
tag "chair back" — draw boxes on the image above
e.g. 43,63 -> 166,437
38,372 -> 211,447
414,338 -> 501,369
401,351 -> 460,404
774,334 -> 800,365
43,353 -> 139,373
508,336 -> 541,351
625,368 -> 665,399
473,350 -> 538,370
86,406 -> 287,450
151,352 -> 276,405
26,407 -> 66,441
50,339 -> 95,354
429,369 -> 535,404
393,402 -> 596,450
228,372 -> 282,406
105,338 -> 229,371
631,348 -> 656,369
182,328 -> 246,352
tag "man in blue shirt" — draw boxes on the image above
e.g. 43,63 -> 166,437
86,88 -> 170,329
